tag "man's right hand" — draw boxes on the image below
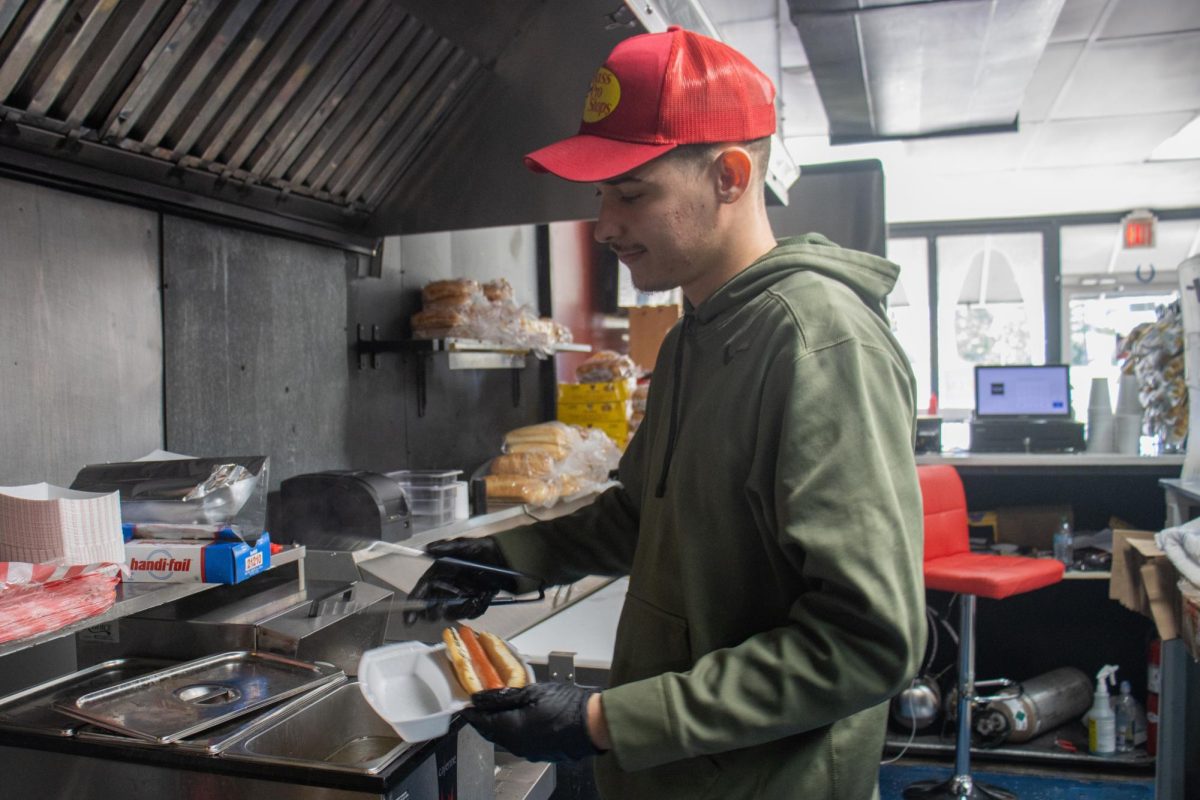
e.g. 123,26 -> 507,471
402,537 -> 518,624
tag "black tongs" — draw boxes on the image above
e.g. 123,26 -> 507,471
364,541 -> 547,611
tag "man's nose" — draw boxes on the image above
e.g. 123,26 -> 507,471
593,202 -> 618,244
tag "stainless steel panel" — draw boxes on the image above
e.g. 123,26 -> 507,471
0,658 -> 173,736
0,176 -> 162,489
60,651 -> 342,743
225,681 -> 413,774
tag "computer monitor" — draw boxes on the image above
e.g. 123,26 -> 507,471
974,365 -> 1072,418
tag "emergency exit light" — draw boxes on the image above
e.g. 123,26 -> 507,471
1121,210 -> 1156,249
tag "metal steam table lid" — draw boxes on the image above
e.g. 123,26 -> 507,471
0,658 -> 174,737
55,651 -> 342,744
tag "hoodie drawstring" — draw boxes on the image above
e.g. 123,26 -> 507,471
655,315 -> 689,498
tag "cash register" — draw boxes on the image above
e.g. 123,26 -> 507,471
968,364 -> 1085,452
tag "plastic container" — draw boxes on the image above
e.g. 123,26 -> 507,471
386,470 -> 464,527
357,638 -> 534,742
1114,680 -> 1147,752
1087,664 -> 1118,755
385,469 -> 462,487
357,641 -> 468,742
1053,516 -> 1074,567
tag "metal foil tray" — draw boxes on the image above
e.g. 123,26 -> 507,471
0,658 -> 175,737
56,651 -> 342,744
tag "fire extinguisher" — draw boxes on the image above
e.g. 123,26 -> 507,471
1147,638 -> 1161,757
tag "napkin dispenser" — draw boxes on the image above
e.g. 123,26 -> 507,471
280,471 -> 410,550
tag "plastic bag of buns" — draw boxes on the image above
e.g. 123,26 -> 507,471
486,422 -> 619,507
576,350 -> 638,383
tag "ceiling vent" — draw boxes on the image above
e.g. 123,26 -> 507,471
786,0 -> 1065,143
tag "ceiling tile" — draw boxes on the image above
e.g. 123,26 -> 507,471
1049,0 -> 1109,43
1100,0 -> 1200,40
702,0 -> 777,24
1021,41 -> 1085,122
1052,31 -> 1200,118
1022,112 -> 1197,167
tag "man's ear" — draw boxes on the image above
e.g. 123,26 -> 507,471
712,147 -> 753,204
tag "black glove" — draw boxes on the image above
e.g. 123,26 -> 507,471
402,537 -> 518,624
461,683 -> 605,762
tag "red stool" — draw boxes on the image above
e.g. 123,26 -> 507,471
903,465 -> 1064,800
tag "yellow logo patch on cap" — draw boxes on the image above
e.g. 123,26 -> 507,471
582,67 -> 620,123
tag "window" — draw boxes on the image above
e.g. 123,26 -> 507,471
1060,219 -> 1195,420
886,237 -> 932,410
936,232 -> 1046,414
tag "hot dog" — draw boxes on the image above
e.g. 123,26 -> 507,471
443,624 -> 528,694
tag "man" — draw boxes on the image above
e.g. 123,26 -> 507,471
409,25 -> 925,800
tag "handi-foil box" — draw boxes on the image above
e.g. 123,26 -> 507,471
124,533 -> 271,584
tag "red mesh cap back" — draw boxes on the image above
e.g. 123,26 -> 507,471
658,29 -> 776,143
524,26 -> 777,182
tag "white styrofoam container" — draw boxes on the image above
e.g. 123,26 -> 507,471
357,638 -> 534,742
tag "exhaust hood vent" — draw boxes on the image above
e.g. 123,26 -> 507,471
0,0 -> 483,245
787,0 -> 1065,143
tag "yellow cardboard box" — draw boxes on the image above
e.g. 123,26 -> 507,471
1109,529 -> 1181,641
557,401 -> 631,424
557,380 -> 636,403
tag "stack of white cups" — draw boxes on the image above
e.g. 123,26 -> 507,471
1114,373 -> 1144,455
1086,377 -> 1114,453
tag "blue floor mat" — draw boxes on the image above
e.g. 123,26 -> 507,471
880,764 -> 1154,800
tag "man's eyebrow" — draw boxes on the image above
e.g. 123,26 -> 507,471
600,176 -> 644,187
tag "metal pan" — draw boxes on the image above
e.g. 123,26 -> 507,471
0,658 -> 175,737
74,675 -> 349,755
56,651 -> 342,744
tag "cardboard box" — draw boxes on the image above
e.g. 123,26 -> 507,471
125,533 -> 271,584
991,505 -> 1074,550
557,400 -> 632,424
558,380 -> 636,403
1109,529 -> 1181,640
628,305 -> 681,372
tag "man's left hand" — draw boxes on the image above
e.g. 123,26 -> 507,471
461,683 -> 604,762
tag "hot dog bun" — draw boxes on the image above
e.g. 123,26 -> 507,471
443,625 -> 527,693
478,630 -> 528,689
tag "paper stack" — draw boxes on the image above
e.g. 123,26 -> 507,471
0,483 -> 124,565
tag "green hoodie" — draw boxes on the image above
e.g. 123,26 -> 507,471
496,234 -> 926,800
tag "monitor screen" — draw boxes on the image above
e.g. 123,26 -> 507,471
974,365 -> 1072,418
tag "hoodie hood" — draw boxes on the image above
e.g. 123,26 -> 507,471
690,233 -> 900,324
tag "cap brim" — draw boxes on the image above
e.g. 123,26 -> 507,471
524,134 -> 677,183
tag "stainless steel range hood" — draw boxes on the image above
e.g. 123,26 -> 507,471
787,0 -> 1064,144
0,0 -> 797,252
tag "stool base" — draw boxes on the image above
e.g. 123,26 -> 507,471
903,775 -> 1016,800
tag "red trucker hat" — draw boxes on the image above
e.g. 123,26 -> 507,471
524,26 -> 776,182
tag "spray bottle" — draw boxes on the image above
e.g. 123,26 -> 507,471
1087,664 -> 1119,755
